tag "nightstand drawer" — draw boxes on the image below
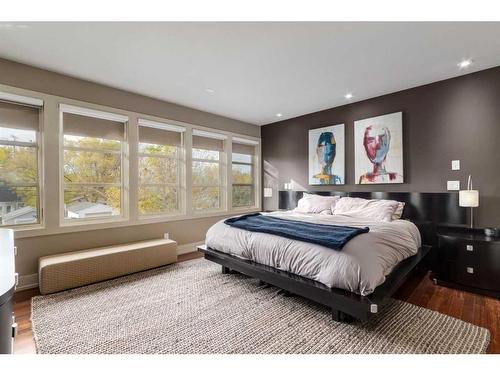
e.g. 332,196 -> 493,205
437,260 -> 479,288
437,259 -> 500,291
438,236 -> 482,263
435,231 -> 500,296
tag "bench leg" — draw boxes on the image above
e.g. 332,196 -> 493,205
221,265 -> 231,274
331,309 -> 354,323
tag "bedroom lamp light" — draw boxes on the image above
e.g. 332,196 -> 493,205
459,175 -> 479,229
263,188 -> 273,198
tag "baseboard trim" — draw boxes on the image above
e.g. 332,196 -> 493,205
17,273 -> 38,291
15,240 -> 204,291
177,241 -> 205,255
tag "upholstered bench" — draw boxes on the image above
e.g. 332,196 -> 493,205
38,239 -> 177,294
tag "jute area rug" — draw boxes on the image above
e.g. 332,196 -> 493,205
31,258 -> 490,354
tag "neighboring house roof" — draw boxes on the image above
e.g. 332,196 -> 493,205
66,202 -> 113,214
1,201 -> 115,224
2,206 -> 37,224
66,201 -> 115,219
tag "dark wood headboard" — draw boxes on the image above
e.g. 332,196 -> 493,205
278,191 -> 467,246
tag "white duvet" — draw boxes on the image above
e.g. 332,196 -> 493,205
205,211 -> 421,296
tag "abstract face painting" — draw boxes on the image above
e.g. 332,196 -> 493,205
308,124 -> 345,185
354,112 -> 403,184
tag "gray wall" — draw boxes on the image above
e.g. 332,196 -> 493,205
0,58 -> 260,277
16,215 -> 232,276
262,66 -> 500,227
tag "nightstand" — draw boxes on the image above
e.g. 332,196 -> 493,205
433,229 -> 500,299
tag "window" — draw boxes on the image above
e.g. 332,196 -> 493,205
138,119 -> 184,216
61,105 -> 128,221
232,138 -> 258,208
191,130 -> 226,211
0,96 -> 42,226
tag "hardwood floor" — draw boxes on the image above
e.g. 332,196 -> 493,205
12,287 -> 38,354
13,251 -> 499,354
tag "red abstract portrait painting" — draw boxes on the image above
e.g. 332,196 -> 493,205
354,112 -> 403,184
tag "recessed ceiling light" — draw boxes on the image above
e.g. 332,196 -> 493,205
344,93 -> 354,100
458,59 -> 473,69
276,113 -> 283,118
205,88 -> 215,94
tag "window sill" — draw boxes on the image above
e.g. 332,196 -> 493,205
7,223 -> 45,234
13,207 -> 261,239
230,206 -> 260,214
137,213 -> 187,224
192,208 -> 227,216
60,216 -> 129,228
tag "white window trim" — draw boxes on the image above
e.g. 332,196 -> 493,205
191,147 -> 225,213
231,135 -> 260,211
137,117 -> 186,219
138,147 -> 184,218
192,129 -> 228,140
0,94 -> 44,228
231,154 -> 256,209
232,137 -> 259,145
59,104 -> 129,123
59,104 -> 129,226
138,118 -> 186,133
0,91 -> 43,107
0,84 -> 261,239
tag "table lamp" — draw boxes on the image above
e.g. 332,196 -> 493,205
459,175 -> 479,229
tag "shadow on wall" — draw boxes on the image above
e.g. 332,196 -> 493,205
288,179 -> 308,192
263,160 -> 279,211
264,160 -> 310,211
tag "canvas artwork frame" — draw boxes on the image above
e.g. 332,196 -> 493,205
354,112 -> 404,185
308,124 -> 345,185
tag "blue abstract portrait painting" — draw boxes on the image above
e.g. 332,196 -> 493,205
308,124 -> 345,185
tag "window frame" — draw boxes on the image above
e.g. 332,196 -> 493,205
191,146 -> 225,213
231,153 -> 255,208
231,137 -> 259,210
59,104 -> 129,226
137,119 -> 186,218
1,84 -> 261,239
0,97 -> 43,228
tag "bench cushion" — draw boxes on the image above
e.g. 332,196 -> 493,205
38,239 -> 177,294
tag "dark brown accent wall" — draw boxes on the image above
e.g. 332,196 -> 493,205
262,66 -> 500,227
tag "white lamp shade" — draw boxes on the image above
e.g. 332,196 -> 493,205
459,190 -> 479,207
263,188 -> 273,198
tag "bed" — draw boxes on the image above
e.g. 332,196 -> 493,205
198,191 -> 465,322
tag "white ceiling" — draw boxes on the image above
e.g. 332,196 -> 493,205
0,22 -> 499,125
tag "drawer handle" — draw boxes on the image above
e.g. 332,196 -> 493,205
466,245 -> 474,252
466,267 -> 474,274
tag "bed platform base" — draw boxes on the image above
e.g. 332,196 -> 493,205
198,244 -> 430,322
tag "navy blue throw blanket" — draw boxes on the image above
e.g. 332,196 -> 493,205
224,213 -> 369,250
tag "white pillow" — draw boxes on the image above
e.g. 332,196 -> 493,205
294,193 -> 340,214
333,197 -> 401,222
392,202 -> 405,220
